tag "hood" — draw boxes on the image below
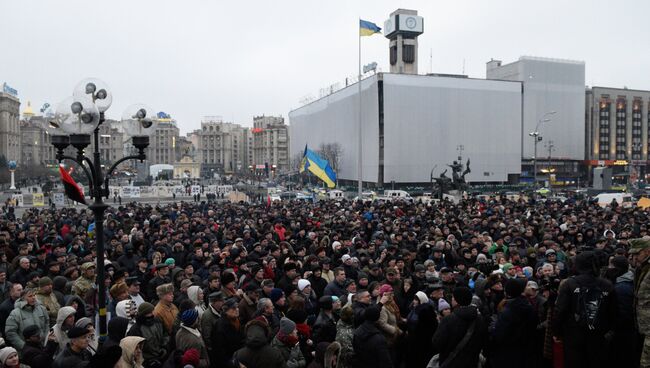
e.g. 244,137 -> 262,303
453,305 -> 478,322
354,321 -> 382,342
171,268 -> 184,284
57,306 -> 77,325
244,320 -> 270,349
187,285 -> 201,305
53,276 -> 68,292
120,336 -> 145,365
108,317 -> 130,342
575,251 -> 597,275
617,270 -> 634,283
14,298 -> 29,309
116,300 -> 131,319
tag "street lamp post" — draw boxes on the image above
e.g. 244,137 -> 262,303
45,78 -> 156,342
529,111 -> 556,187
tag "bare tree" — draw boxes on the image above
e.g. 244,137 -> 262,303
317,143 -> 343,172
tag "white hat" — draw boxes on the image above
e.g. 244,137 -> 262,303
332,241 -> 342,250
341,254 -> 351,263
298,279 -> 311,292
415,291 -> 429,305
0,347 -> 17,364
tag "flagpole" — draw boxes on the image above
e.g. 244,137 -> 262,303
357,18 -> 363,198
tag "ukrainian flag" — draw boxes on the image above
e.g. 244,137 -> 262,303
300,145 -> 337,188
360,19 -> 381,36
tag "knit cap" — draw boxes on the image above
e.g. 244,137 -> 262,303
297,279 -> 311,292
182,348 -> 200,366
181,309 -> 199,326
279,317 -> 296,335
137,302 -> 155,317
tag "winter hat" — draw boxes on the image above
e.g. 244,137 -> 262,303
137,302 -> 155,317
67,326 -> 90,339
75,317 -> 93,330
181,309 -> 199,326
476,254 -> 488,263
364,305 -> 381,322
297,279 -> 311,292
452,286 -> 473,306
182,348 -> 201,367
164,258 -> 176,266
415,291 -> 429,305
22,325 -> 40,339
505,278 -> 526,298
340,305 -> 354,324
502,263 -> 514,272
156,283 -> 174,298
279,317 -> 296,335
611,255 -> 629,274
88,345 -> 122,368
270,288 -> 285,304
0,347 -> 17,364
180,279 -> 194,289
38,276 -> 53,288
378,284 -> 393,296
319,296 -> 333,310
438,299 -> 451,312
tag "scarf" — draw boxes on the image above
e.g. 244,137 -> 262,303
278,331 -> 300,347
181,324 -> 202,338
296,323 -> 311,339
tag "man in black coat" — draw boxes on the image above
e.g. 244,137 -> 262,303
352,305 -> 392,368
491,279 -> 538,367
21,325 -> 58,368
0,283 -> 22,335
432,287 -> 487,368
211,299 -> 245,367
553,251 -> 617,368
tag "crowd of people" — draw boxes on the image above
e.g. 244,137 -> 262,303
0,194 -> 647,368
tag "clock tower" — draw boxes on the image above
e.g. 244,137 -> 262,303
384,9 -> 424,75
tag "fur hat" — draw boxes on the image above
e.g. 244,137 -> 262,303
221,272 -> 236,286
156,283 -> 174,297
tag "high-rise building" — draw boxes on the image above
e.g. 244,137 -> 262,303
0,88 -> 21,162
20,116 -> 55,167
252,115 -> 289,173
585,86 -> 650,182
195,117 -> 248,177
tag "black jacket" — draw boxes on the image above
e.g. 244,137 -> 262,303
51,344 -> 92,368
211,316 -> 245,368
22,339 -> 58,368
431,305 -> 487,368
406,302 -> 437,368
491,297 -> 538,367
352,321 -> 392,368
233,320 -> 285,368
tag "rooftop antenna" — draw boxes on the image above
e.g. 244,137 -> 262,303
462,58 -> 466,75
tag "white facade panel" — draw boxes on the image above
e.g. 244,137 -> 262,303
487,56 -> 585,161
289,76 -> 379,183
382,74 -> 522,183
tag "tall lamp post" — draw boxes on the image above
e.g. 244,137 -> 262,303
529,111 -> 556,187
44,78 -> 156,341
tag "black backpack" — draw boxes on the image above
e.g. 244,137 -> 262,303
571,278 -> 608,330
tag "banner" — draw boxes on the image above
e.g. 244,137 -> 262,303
32,193 -> 44,206
122,186 -> 141,198
53,193 -> 65,206
191,185 -> 201,195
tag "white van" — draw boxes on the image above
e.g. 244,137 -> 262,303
327,190 -> 345,201
594,192 -> 633,208
384,190 -> 413,201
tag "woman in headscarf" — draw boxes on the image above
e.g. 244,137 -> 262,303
376,284 -> 403,368
187,285 -> 207,318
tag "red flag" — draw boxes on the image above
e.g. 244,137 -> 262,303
59,165 -> 87,205
267,195 -> 271,207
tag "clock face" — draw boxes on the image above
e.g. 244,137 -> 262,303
406,17 -> 417,29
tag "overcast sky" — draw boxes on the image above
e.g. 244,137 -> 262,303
2,0 -> 649,134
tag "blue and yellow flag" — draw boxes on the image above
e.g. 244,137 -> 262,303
300,145 -> 337,188
360,19 -> 381,36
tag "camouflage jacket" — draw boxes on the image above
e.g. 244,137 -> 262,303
634,259 -> 650,334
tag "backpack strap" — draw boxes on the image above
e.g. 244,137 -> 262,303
441,317 -> 477,368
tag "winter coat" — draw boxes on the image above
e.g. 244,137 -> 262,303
323,280 -> 346,298
491,297 -> 538,367
51,344 -> 92,368
431,305 -> 488,368
36,290 -> 61,326
351,321 -> 392,368
116,336 -> 145,368
271,334 -> 307,368
377,304 -> 401,346
187,286 -> 207,318
127,316 -> 170,363
238,293 -> 257,325
405,302 -> 437,368
613,270 -> 639,368
52,306 -> 76,353
199,304 -> 220,349
22,339 -> 58,368
210,316 -> 245,368
5,298 -> 49,349
0,296 -> 18,338
334,319 -> 354,368
312,311 -> 337,344
104,317 -> 130,352
153,301 -> 178,335
233,320 -> 285,368
175,325 -> 210,368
